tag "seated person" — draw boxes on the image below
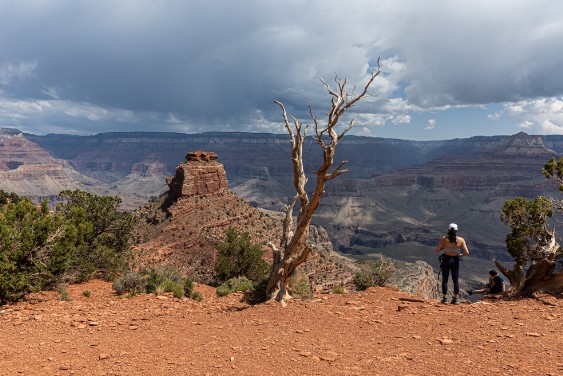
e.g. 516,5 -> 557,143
468,270 -> 505,295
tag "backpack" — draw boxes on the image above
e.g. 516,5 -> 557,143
438,253 -> 445,268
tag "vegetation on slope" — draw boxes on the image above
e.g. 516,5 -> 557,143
0,189 -> 136,304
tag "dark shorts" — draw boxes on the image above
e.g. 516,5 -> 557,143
486,283 -> 502,294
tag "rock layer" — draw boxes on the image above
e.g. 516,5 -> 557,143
166,151 -> 228,198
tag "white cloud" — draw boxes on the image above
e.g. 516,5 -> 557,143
63,103 -> 136,123
0,96 -> 139,133
502,97 -> 563,134
357,127 -> 373,137
42,87 -> 60,100
425,119 -> 437,130
391,114 -> 411,125
353,113 -> 387,127
0,61 -> 37,85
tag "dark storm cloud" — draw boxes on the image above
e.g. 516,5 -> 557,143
0,0 -> 563,136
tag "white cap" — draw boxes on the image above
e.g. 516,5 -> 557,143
448,223 -> 458,231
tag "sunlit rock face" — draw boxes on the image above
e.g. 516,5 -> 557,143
0,130 -> 104,199
166,151 -> 229,199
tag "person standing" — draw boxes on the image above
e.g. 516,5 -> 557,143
436,223 -> 469,304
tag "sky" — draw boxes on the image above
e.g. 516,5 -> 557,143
1,0 -> 563,141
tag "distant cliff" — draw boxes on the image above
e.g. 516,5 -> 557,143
4,128 -> 562,268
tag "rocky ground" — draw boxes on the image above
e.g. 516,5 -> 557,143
0,280 -> 561,376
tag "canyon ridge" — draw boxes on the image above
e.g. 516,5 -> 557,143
1,128 -> 562,289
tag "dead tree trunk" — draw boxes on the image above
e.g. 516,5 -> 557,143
266,63 -> 381,303
495,233 -> 563,296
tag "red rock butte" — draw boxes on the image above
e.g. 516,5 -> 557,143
166,151 -> 228,198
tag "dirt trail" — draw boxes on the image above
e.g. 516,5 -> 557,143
0,280 -> 561,376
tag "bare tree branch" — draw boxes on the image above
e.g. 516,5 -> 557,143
267,64 -> 381,303
326,160 -> 349,180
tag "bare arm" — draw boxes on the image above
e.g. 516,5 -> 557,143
460,238 -> 469,257
436,237 -> 445,253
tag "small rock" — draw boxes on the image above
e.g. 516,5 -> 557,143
439,338 -> 453,345
320,351 -> 338,362
350,306 -> 367,311
128,325 -> 138,330
345,301 -> 361,305
99,353 -> 111,360
526,332 -> 541,337
59,365 -> 71,370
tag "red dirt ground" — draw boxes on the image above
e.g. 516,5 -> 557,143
0,280 -> 561,376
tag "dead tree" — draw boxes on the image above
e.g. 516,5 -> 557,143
266,63 -> 381,303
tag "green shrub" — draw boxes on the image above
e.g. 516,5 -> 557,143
138,266 -> 185,295
332,285 -> 346,294
112,268 -> 197,299
144,268 -> 167,294
112,271 -> 144,296
191,291 -> 203,302
368,256 -> 395,286
57,285 -> 71,302
216,276 -> 255,297
112,279 -> 126,295
242,278 -> 268,304
0,190 -> 136,304
82,290 -> 91,298
226,276 -> 254,292
352,255 -> 395,291
157,280 -> 184,298
216,285 -> 231,297
58,190 -> 136,283
0,198 -> 62,303
352,271 -> 372,291
0,190 -> 21,205
214,228 -> 269,284
183,276 -> 194,297
288,270 -> 313,300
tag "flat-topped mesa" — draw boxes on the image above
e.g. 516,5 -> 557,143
166,151 -> 228,198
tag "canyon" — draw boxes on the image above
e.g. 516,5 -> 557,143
2,128 -> 562,289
